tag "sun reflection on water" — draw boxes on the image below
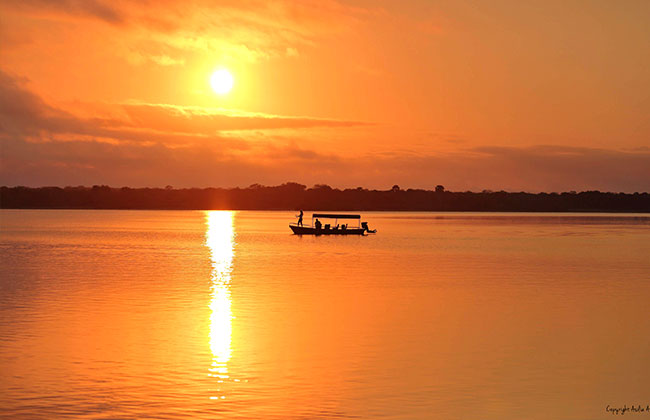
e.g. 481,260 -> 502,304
205,211 -> 235,390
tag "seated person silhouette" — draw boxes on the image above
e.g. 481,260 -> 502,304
315,219 -> 322,230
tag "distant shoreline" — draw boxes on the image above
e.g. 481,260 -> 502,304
2,184 -> 649,213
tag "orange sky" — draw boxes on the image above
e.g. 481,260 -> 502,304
1,0 -> 649,191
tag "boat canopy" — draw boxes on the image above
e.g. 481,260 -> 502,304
312,213 -> 360,219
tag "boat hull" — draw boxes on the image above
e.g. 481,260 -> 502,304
290,224 -> 366,235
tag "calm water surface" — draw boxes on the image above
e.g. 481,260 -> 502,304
1,210 -> 649,419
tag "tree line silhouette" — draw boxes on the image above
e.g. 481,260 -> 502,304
1,183 -> 648,212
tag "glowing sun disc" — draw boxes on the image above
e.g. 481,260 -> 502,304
210,69 -> 234,95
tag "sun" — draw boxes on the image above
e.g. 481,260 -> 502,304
210,69 -> 234,95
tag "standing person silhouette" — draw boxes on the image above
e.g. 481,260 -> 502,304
297,210 -> 304,226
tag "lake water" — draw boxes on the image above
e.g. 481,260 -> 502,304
1,210 -> 649,419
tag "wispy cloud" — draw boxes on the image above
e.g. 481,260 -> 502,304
2,0 -> 125,25
1,0 -> 371,65
120,102 -> 369,133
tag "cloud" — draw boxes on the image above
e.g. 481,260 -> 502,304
1,0 -> 370,64
0,70 -> 367,148
3,131 -> 649,192
2,0 -> 125,25
120,102 -> 369,133
125,51 -> 185,67
1,70 -> 648,192
0,69 -> 369,186
285,47 -> 299,58
150,55 -> 185,67
364,146 -> 650,192
0,69 -> 109,138
0,134 -> 346,187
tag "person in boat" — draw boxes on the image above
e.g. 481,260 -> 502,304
314,219 -> 322,230
361,222 -> 376,233
296,210 -> 304,226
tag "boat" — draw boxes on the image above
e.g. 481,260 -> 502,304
289,213 -> 376,235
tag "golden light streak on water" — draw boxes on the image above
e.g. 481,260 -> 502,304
205,211 -> 235,391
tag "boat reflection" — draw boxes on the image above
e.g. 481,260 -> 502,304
205,211 -> 235,390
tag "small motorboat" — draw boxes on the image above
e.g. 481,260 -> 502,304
289,213 -> 376,235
